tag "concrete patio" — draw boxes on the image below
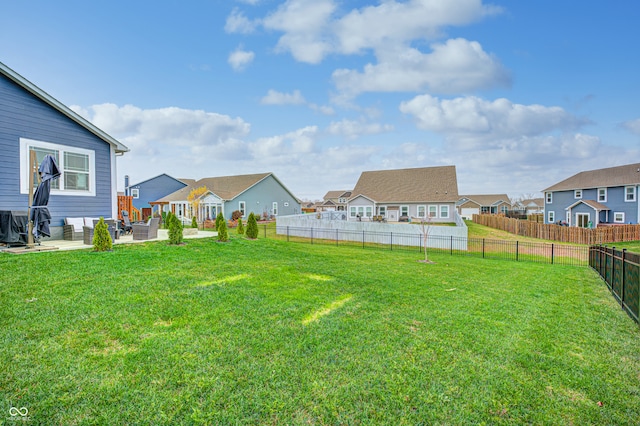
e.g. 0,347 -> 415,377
1,228 -> 216,254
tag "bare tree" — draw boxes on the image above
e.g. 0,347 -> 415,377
418,214 -> 434,264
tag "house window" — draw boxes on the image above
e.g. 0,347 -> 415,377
574,189 -> 582,199
545,192 -> 552,204
417,205 -> 426,218
566,211 -> 571,225
500,205 -> 508,214
239,201 -> 246,217
350,207 -> 357,218
130,188 -> 139,199
625,186 -> 636,202
378,206 -> 386,217
400,206 -> 409,217
614,212 -> 625,223
428,205 -> 437,218
480,206 -> 490,214
272,202 -> 278,216
20,138 -> 95,196
440,205 -> 449,218
365,206 -> 373,218
547,210 -> 555,223
597,188 -> 607,202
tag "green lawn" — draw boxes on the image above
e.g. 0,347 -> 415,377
1,236 -> 639,425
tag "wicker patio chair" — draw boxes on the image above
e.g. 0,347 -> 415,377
133,217 -> 160,241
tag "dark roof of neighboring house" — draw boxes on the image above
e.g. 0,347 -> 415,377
458,194 -> 511,207
543,163 -> 640,192
129,173 -> 188,188
153,172 -> 300,204
351,166 -> 459,203
0,61 -> 129,154
323,190 -> 351,200
521,198 -> 544,207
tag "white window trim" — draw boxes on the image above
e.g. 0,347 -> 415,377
597,188 -> 607,203
349,206 -> 357,217
239,201 -> 246,217
272,202 -> 278,216
574,189 -> 582,199
378,206 -> 387,217
428,205 -> 437,218
439,205 -> 449,218
400,205 -> 409,217
614,212 -> 625,223
625,186 -> 636,202
566,211 -> 571,225
131,188 -> 139,199
20,138 -> 96,196
417,205 -> 427,218
547,210 -> 555,223
545,192 -> 552,204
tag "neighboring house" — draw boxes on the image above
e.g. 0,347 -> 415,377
318,190 -> 352,212
457,194 -> 511,219
543,163 -> 640,226
151,172 -> 301,221
514,198 -> 544,215
0,61 -> 128,239
346,166 -> 459,222
125,173 -> 192,220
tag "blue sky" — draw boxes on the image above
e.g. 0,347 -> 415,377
2,0 -> 639,201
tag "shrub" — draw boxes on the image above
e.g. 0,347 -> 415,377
92,217 -> 112,252
231,210 -> 243,221
164,212 -> 174,230
217,215 -> 229,242
236,218 -> 245,235
191,216 -> 198,228
161,211 -> 167,227
215,212 -> 225,232
168,212 -> 184,245
246,212 -> 258,239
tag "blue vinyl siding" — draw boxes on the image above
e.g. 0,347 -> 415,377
129,174 -> 187,211
226,175 -> 301,220
547,187 -> 640,225
0,72 -> 115,232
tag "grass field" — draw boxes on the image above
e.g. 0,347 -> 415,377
1,235 -> 639,424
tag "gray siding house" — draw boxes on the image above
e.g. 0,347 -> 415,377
457,194 -> 511,220
347,166 -> 459,222
152,172 -> 301,221
0,61 -> 128,239
543,163 -> 640,226
125,174 -> 192,219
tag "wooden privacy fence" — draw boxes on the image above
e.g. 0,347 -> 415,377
474,214 -> 640,245
589,246 -> 640,324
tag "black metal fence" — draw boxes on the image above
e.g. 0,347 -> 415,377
269,225 -> 588,267
589,246 -> 640,324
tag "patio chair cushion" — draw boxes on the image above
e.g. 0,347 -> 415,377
64,217 -> 84,233
84,217 -> 100,227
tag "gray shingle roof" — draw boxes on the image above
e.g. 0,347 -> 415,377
153,172 -> 272,203
459,194 -> 511,207
544,163 -> 640,192
351,166 -> 459,203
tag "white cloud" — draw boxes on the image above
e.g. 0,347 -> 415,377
399,94 -> 588,144
228,46 -> 255,71
225,8 -> 258,34
621,118 -> 640,135
333,39 -> 510,97
326,119 -> 394,140
260,89 -> 306,105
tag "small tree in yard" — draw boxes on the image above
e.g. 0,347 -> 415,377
215,212 -> 225,232
217,213 -> 229,242
191,216 -> 198,228
418,214 -> 434,264
168,212 -> 184,245
246,212 -> 258,239
236,218 -> 245,235
92,217 -> 112,252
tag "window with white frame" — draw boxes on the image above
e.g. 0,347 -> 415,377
378,206 -> 386,216
545,192 -> 552,203
417,205 -> 426,218
566,211 -> 571,225
365,206 -> 373,217
20,138 -> 95,196
428,205 -> 437,218
440,205 -> 449,218
400,206 -> 409,217
625,186 -> 636,202
131,188 -> 139,199
501,205 -> 508,214
574,189 -> 582,199
272,202 -> 278,216
547,210 -> 555,223
350,206 -> 357,218
614,212 -> 625,223
239,201 -> 246,217
597,188 -> 607,202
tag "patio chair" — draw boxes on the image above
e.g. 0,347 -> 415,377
133,217 -> 160,241
121,210 -> 133,235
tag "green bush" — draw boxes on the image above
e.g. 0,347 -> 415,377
246,212 -> 258,239
215,212 -> 225,232
164,212 -> 173,230
236,218 -> 245,235
92,217 -> 112,252
168,213 -> 183,245
217,215 -> 229,242
191,216 -> 198,229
